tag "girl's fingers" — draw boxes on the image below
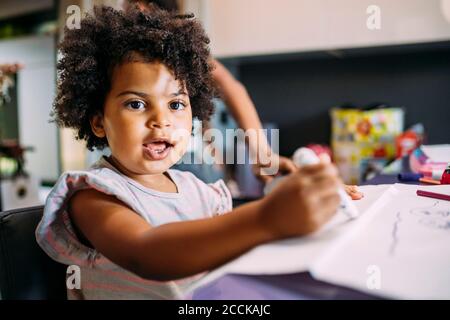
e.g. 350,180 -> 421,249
318,153 -> 331,164
345,185 -> 364,200
279,156 -> 298,173
259,174 -> 273,184
300,164 -> 339,184
350,191 -> 364,200
319,193 -> 341,217
307,177 -> 340,199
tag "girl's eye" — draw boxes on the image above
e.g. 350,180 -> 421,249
126,100 -> 145,110
169,101 -> 186,111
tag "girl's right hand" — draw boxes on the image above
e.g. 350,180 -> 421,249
257,160 -> 341,239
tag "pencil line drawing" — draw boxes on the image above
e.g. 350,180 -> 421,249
409,200 -> 450,230
389,199 -> 449,257
389,211 -> 402,257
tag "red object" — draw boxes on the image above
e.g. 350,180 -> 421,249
417,190 -> 450,202
373,146 -> 387,158
441,164 -> 450,184
306,144 -> 332,160
396,130 -> 420,158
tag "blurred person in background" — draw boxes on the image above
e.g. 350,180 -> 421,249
123,0 -> 298,185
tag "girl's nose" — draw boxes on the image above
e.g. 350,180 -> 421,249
147,108 -> 171,129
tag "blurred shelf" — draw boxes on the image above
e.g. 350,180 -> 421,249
0,0 -> 54,20
0,2 -> 57,40
220,40 -> 450,66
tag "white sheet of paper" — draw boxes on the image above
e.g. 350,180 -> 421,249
186,184 -> 391,293
310,184 -> 450,299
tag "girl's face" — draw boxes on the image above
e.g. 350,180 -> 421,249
91,61 -> 192,175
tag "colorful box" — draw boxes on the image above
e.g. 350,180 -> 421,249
330,107 -> 404,184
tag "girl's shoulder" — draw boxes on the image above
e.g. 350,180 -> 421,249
50,159 -> 129,199
36,158 -> 142,266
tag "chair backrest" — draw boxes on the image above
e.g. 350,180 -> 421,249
0,205 -> 67,299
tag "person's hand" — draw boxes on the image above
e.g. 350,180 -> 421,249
252,153 -> 297,183
344,185 -> 364,200
256,159 -> 341,239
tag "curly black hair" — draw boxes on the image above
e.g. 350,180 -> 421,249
53,5 -> 215,150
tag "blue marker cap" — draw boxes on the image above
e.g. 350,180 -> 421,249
397,173 -> 423,182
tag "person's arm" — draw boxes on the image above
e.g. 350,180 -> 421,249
70,190 -> 271,281
69,161 -> 340,281
210,60 -> 363,197
211,59 -> 267,154
211,59 -> 297,181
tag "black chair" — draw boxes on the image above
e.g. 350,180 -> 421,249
0,205 -> 67,299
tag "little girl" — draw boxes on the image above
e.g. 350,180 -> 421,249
36,5 -> 343,299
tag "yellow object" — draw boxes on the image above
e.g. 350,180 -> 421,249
330,107 -> 404,184
0,157 -> 18,177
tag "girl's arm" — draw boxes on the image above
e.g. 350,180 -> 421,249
70,189 -> 271,281
69,162 -> 341,281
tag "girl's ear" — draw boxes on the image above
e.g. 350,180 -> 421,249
90,114 -> 106,138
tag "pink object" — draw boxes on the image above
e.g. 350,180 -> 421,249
416,189 -> 450,202
409,147 -> 447,176
306,144 -> 332,160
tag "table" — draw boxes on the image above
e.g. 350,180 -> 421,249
191,157 -> 417,300
191,272 -> 382,300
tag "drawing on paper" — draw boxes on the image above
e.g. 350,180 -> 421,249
409,201 -> 450,230
389,211 -> 402,256
389,200 -> 449,257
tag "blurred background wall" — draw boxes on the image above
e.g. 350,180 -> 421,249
0,0 -> 449,206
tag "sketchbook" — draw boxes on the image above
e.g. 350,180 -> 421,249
187,184 -> 450,299
310,183 -> 450,299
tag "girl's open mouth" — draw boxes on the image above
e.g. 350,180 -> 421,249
142,141 -> 174,161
